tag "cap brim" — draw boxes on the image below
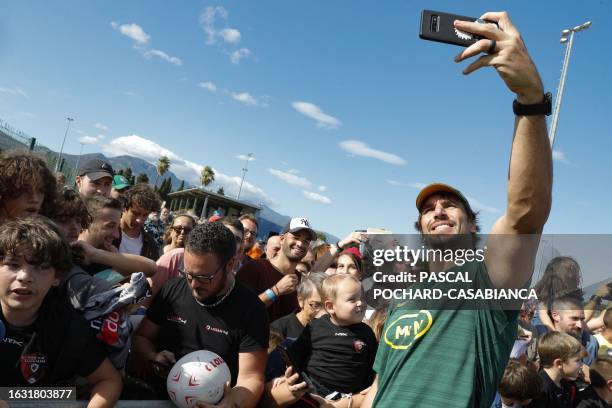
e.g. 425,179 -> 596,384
113,183 -> 130,190
85,171 -> 113,181
415,183 -> 470,212
288,228 -> 316,241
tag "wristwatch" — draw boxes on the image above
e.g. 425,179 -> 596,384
513,92 -> 552,116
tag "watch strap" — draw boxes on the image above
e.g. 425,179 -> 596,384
513,92 -> 552,116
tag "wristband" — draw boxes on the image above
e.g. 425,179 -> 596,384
265,288 -> 277,302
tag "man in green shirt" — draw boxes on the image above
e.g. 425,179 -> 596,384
362,11 -> 552,408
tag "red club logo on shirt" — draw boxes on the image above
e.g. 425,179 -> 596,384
353,340 -> 366,353
20,353 -> 46,384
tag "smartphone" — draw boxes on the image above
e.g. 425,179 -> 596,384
279,345 -> 320,407
419,10 -> 494,47
279,345 -> 309,385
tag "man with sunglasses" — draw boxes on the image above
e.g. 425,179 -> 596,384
132,222 -> 269,406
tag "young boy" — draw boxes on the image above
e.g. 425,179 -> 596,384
575,356 -> 612,407
494,358 -> 542,408
531,331 -> 586,408
0,217 -> 122,407
0,151 -> 57,221
289,274 -> 377,400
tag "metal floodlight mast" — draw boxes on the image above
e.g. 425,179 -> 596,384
549,21 -> 591,147
237,153 -> 253,200
55,117 -> 74,172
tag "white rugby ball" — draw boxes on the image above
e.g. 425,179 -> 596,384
166,350 -> 231,408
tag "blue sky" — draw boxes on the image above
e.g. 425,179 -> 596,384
0,1 -> 610,238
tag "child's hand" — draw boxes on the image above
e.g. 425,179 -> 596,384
284,366 -> 309,397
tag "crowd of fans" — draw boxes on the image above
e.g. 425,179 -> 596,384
1,11 -> 611,408
0,147 -> 610,408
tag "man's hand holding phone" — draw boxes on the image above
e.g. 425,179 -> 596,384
452,12 -> 544,104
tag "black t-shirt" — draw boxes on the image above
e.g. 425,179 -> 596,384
147,277 -> 269,384
271,313 -> 305,340
289,314 -> 377,394
575,386 -> 610,408
527,370 -> 577,408
0,289 -> 107,386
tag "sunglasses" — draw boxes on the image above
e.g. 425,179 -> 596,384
179,263 -> 225,284
171,225 -> 193,234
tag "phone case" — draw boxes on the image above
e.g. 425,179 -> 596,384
419,9 -> 484,47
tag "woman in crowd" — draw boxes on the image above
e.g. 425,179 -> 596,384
162,213 -> 195,254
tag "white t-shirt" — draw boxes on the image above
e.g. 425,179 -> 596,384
119,230 -> 143,255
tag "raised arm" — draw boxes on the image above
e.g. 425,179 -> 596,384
455,11 -> 553,289
75,240 -> 158,277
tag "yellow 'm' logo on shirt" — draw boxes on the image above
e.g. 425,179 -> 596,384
383,310 -> 433,350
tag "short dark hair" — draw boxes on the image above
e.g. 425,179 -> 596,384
123,184 -> 161,213
239,213 -> 258,229
48,188 -> 92,229
0,150 -> 58,217
84,195 -> 123,220
0,216 -> 72,277
604,308 -> 612,329
185,222 -> 236,266
590,356 -> 612,387
219,217 -> 245,235
498,359 -> 543,401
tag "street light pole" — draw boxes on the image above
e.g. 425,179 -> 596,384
74,142 -> 85,176
55,117 -> 74,172
549,21 -> 591,148
237,153 -> 253,200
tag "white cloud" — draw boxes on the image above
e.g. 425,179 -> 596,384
111,22 -> 150,44
94,123 -> 109,132
303,190 -> 331,204
230,92 -> 267,107
236,154 -> 255,161
101,134 -> 273,205
268,168 -> 312,189
219,28 -> 241,43
318,185 -> 327,192
229,48 -> 252,64
287,169 -> 300,175
200,6 -> 229,45
143,49 -> 182,66
339,140 -> 406,166
553,150 -> 571,165
291,101 -> 341,129
79,136 -> 100,145
124,91 -> 138,97
199,81 -> 217,92
465,196 -> 502,214
0,87 -> 28,98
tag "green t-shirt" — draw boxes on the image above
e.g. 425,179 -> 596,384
372,261 -> 518,408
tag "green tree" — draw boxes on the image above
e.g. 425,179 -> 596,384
200,166 -> 215,187
177,180 -> 185,192
117,169 -> 124,176
157,177 -> 172,201
136,172 -> 149,184
216,186 -> 225,195
314,230 -> 327,243
124,167 -> 135,185
155,155 -> 171,188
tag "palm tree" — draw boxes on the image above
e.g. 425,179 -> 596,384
155,155 -> 171,188
200,166 -> 215,188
